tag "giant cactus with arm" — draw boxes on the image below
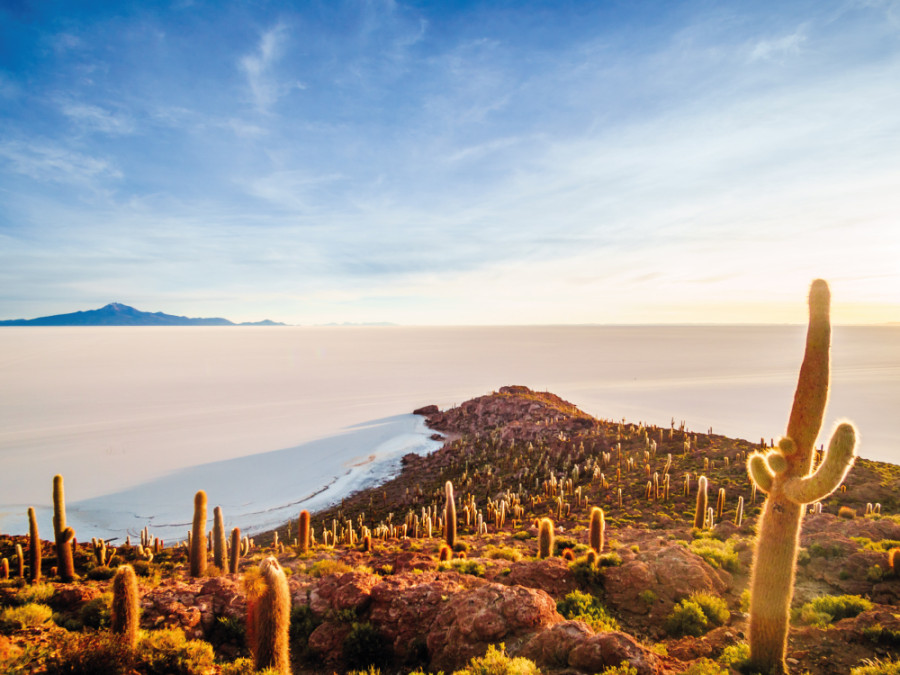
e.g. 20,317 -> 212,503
746,279 -> 857,674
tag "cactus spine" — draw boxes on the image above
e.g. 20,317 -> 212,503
111,564 -> 140,649
213,506 -> 226,570
248,556 -> 291,674
298,510 -> 310,554
27,507 -> 41,583
589,507 -> 605,556
693,476 -> 708,529
538,517 -> 554,559
444,481 -> 457,549
52,475 -> 76,582
190,490 -> 207,578
746,280 -> 857,675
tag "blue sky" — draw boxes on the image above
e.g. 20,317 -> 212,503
1,0 -> 898,324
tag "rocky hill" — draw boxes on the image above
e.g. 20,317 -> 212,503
1,386 -> 898,675
0,302 -> 284,326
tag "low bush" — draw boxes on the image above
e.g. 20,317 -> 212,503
79,593 -> 112,630
689,538 -> 739,571
665,600 -> 708,637
556,590 -> 620,632
798,594 -> 873,627
0,603 -> 53,632
688,592 -> 729,626
306,559 -> 354,578
682,658 -> 727,675
454,643 -> 540,675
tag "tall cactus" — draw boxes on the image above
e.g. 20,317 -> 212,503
298,510 -> 310,554
27,507 -> 41,584
213,506 -> 226,570
746,280 -> 857,675
53,474 -> 76,582
444,480 -> 457,549
190,490 -> 208,578
111,564 -> 140,649
248,556 -> 291,674
538,517 -> 554,559
589,507 -> 605,556
693,476 -> 708,529
230,527 -> 241,574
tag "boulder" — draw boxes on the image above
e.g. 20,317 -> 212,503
426,582 -> 562,671
501,557 -> 579,597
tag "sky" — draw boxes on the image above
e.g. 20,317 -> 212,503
1,0 -> 899,325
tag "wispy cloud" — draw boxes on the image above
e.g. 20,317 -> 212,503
240,23 -> 304,112
59,101 -> 134,135
749,28 -> 807,61
0,141 -> 121,186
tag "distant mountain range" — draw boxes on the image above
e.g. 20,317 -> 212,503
0,303 -> 285,326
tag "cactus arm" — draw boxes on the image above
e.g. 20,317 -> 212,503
786,279 -> 831,469
747,454 -> 774,493
782,423 -> 857,505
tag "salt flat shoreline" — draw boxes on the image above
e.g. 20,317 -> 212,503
0,413 -> 443,541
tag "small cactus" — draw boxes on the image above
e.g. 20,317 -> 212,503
444,481 -> 457,549
248,556 -> 291,674
15,544 -> 24,578
1,558 -> 8,580
28,507 -> 41,584
438,543 -> 452,561
190,490 -> 208,578
52,474 -> 76,582
230,527 -> 241,574
693,476 -> 708,529
298,510 -> 310,554
538,517 -> 554,559
111,564 -> 140,649
589,507 -> 605,556
213,506 -> 226,570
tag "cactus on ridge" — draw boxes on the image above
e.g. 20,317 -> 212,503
538,517 -> 554,559
589,507 -> 605,557
190,490 -> 208,578
230,527 -> 241,574
298,510 -> 310,554
248,556 -> 291,674
745,280 -> 857,675
111,564 -> 140,649
213,506 -> 226,570
52,474 -> 76,582
693,476 -> 708,529
444,481 -> 457,549
27,507 -> 41,584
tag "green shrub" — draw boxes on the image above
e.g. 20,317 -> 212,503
717,642 -> 750,667
454,643 -> 541,674
219,658 -> 281,675
0,603 -> 53,632
79,593 -> 112,630
863,624 -> 900,647
688,592 -> 729,626
665,600 -> 708,637
12,583 -> 54,606
290,604 -> 322,662
439,559 -> 486,577
484,546 -> 523,562
599,665 -> 638,675
682,658 -> 727,675
569,557 -> 604,589
867,565 -> 885,582
851,658 -> 900,675
45,631 -> 131,675
137,628 -> 216,675
86,566 -> 117,581
689,538 -> 739,571
307,559 -> 354,578
556,591 -> 619,632
798,594 -> 874,626
343,622 -> 391,671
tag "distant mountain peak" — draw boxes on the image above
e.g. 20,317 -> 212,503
0,304 -> 286,327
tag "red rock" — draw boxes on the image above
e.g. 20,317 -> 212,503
501,558 -> 578,597
567,631 -> 661,674
309,571 -> 379,615
308,621 -> 352,665
604,544 -> 730,618
426,582 -> 562,671
518,619 -> 594,667
49,583 -> 102,611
